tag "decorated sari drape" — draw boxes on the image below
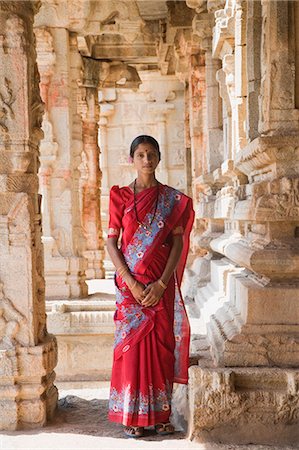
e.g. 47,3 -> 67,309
108,184 -> 194,427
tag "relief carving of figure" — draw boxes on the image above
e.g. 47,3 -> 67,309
4,14 -> 27,53
0,282 -> 28,350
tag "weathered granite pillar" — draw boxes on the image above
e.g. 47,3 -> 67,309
0,1 -> 58,430
79,58 -> 105,279
192,10 -> 223,173
98,95 -> 115,239
35,27 -> 88,298
188,51 -> 206,182
185,0 -> 299,445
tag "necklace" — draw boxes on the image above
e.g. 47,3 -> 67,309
133,178 -> 159,230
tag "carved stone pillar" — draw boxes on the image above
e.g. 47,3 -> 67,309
186,0 -> 299,444
0,1 -> 58,430
35,27 -> 88,299
192,11 -> 223,173
148,105 -> 173,185
98,97 -> 115,243
259,0 -> 299,134
98,96 -> 115,197
205,0 -> 299,371
79,58 -> 105,279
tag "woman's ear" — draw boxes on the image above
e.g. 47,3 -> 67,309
128,155 -> 134,164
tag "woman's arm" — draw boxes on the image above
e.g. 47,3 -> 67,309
141,234 -> 183,307
106,237 -> 145,303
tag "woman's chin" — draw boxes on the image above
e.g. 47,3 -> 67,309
140,168 -> 156,174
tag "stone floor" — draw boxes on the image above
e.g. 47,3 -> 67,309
1,383 -> 298,450
1,278 -> 298,450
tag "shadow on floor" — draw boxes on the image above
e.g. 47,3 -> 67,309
54,396 -> 186,441
2,396 -> 186,442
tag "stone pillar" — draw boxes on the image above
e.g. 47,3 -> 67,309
246,0 -> 262,141
79,58 -> 105,279
188,51 -> 206,183
206,0 -> 299,371
259,0 -> 299,134
35,27 -> 88,299
186,0 -> 299,444
98,97 -> 115,241
192,11 -> 223,173
148,105 -> 173,185
0,1 -> 58,430
99,109 -> 113,197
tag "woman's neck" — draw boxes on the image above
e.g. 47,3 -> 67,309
135,174 -> 157,189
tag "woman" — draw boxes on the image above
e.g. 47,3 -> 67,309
107,135 -> 194,438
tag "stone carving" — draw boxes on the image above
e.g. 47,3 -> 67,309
40,113 -> 58,158
3,14 -> 27,53
119,147 -> 131,166
190,366 -> 299,443
196,373 -> 250,429
0,77 -> 15,132
31,62 -> 45,142
34,27 -> 56,77
169,146 -> 185,166
276,394 -> 299,425
186,0 -> 226,14
99,62 -> 142,89
255,178 -> 299,220
0,282 -> 28,349
52,227 -> 73,257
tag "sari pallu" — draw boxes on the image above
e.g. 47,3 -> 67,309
108,184 -> 194,427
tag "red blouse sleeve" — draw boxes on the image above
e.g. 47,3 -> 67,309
107,185 -> 124,238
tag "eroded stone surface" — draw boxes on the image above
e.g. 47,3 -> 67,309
0,0 -> 58,431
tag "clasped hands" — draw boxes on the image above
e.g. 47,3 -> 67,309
131,280 -> 165,307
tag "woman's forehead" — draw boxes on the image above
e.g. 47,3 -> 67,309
134,143 -> 158,153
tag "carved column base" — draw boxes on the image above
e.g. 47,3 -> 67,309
188,363 -> 299,445
0,336 -> 58,431
43,238 -> 88,299
82,249 -> 105,279
207,272 -> 299,367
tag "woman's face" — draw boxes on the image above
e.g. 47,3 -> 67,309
132,143 -> 160,174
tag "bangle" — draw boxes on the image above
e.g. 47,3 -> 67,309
117,264 -> 129,277
116,263 -> 128,272
158,278 -> 167,289
129,279 -> 137,290
118,268 -> 128,277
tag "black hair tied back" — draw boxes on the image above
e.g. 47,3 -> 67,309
130,135 -> 161,161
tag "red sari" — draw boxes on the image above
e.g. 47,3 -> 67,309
107,183 -> 194,427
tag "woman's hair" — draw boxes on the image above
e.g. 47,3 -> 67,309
130,135 -> 161,161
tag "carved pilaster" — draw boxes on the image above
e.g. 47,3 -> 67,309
78,57 -> 105,279
259,0 -> 299,134
35,27 -> 88,298
99,100 -> 115,196
0,1 -> 58,430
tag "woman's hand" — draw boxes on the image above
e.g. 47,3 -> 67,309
141,282 -> 165,307
130,281 -> 146,304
